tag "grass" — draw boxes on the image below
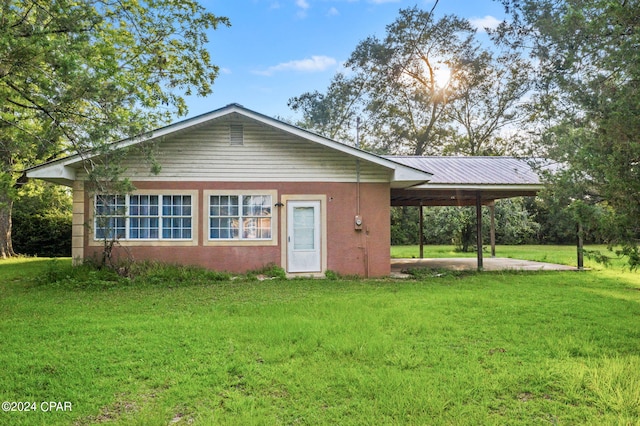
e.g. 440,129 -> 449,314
1,251 -> 639,425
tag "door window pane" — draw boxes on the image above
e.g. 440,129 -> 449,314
293,206 -> 315,250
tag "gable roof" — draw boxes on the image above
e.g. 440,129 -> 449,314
26,103 -> 432,187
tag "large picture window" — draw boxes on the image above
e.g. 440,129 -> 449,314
209,194 -> 272,240
94,194 -> 192,240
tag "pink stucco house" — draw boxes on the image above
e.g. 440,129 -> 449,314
27,104 -> 433,277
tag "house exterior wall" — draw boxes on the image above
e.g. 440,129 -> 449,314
82,181 -> 391,277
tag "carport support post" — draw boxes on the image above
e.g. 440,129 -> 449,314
476,192 -> 484,271
419,203 -> 424,259
577,222 -> 584,270
489,201 -> 496,258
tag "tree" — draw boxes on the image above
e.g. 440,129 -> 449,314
497,0 -> 640,268
288,73 -> 369,145
290,6 -> 530,159
0,0 -> 229,258
12,180 -> 72,257
444,50 -> 531,156
290,7 -> 480,154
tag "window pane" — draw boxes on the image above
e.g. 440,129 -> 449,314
242,195 -> 271,216
95,195 -> 126,239
243,218 -> 258,239
209,195 -> 240,239
96,194 -> 125,216
256,218 -> 272,239
243,217 -> 272,239
209,217 -> 239,239
160,194 -> 192,239
238,195 -> 272,240
96,215 -> 125,239
128,196 -> 159,239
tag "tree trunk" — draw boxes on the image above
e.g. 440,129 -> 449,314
0,193 -> 15,258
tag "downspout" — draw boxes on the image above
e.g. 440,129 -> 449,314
356,116 -> 361,217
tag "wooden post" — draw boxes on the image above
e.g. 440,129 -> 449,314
419,203 -> 424,259
577,222 -> 584,270
489,201 -> 496,258
476,192 -> 483,271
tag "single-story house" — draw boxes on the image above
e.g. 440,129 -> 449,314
26,103 -> 543,276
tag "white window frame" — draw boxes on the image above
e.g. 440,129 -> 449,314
91,191 -> 198,246
204,190 -> 278,247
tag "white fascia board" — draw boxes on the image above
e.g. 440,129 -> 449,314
411,183 -> 545,191
391,166 -> 433,184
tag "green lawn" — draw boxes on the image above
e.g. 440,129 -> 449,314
1,254 -> 639,425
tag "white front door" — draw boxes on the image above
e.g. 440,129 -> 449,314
287,201 -> 321,273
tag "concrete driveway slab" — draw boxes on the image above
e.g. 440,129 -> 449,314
391,257 -> 580,274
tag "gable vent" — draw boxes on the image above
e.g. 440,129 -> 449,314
229,124 -> 244,146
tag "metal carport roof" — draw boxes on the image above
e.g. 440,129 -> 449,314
385,156 -> 544,206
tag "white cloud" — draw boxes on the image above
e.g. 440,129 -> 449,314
469,15 -> 502,32
253,55 -> 338,76
327,6 -> 339,16
295,0 -> 310,18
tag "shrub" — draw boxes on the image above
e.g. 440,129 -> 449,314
128,261 -> 232,285
246,263 -> 287,280
34,259 -> 232,289
324,270 -> 339,280
35,259 -> 123,289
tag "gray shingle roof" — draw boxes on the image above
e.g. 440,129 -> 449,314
384,156 -> 541,185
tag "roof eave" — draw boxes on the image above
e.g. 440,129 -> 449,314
26,163 -> 76,187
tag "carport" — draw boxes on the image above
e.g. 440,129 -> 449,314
386,156 -> 545,271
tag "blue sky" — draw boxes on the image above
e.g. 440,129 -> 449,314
185,0 -> 507,120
